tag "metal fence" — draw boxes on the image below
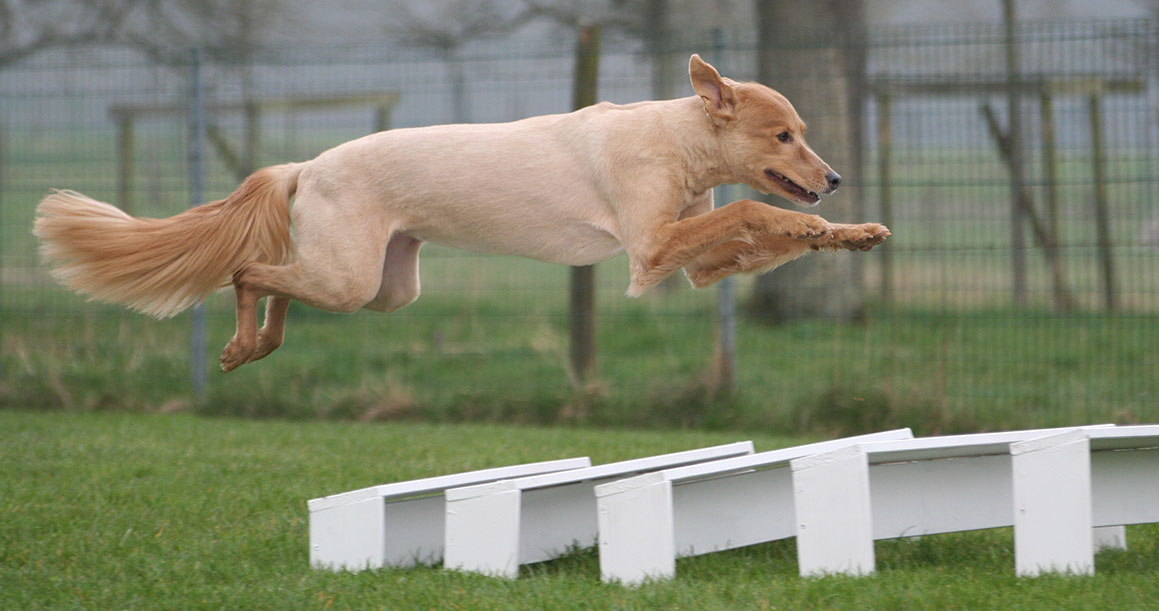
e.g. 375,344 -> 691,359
1,20 -> 1156,432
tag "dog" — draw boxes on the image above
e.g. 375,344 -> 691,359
34,54 -> 889,373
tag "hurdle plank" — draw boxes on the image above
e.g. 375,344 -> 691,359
443,441 -> 755,578
596,428 -> 914,585
308,456 -> 591,571
792,424 -> 1159,577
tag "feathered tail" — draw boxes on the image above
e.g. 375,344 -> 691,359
33,163 -> 302,318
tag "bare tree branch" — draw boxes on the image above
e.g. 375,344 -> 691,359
0,0 -> 133,68
384,0 -> 538,53
1,0 -> 292,69
523,0 -> 649,36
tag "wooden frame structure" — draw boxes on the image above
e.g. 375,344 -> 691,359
871,75 -> 1143,312
108,92 -> 399,213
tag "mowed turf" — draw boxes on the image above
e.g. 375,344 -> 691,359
3,409 -> 1158,609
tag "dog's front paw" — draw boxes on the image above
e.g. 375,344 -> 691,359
829,223 -> 890,251
780,214 -> 831,240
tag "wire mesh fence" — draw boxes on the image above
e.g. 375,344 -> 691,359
1,19 -> 1156,433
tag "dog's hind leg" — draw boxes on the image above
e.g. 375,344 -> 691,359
221,254 -> 386,372
250,296 -> 291,363
219,188 -> 396,371
221,280 -> 263,373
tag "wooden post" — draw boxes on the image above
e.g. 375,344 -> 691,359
0,120 -> 5,213
569,24 -> 600,386
1039,93 -> 1060,247
1089,93 -> 1117,312
981,104 -> 1073,311
1039,92 -> 1070,311
877,92 -> 893,306
1003,0 -> 1028,307
374,104 -> 391,132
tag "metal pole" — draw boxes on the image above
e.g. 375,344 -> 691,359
877,92 -> 893,306
188,48 -> 208,394
712,29 -> 736,395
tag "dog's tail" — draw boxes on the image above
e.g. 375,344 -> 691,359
33,163 -> 303,318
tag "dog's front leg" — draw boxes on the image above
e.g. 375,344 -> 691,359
626,199 -> 831,295
685,219 -> 891,288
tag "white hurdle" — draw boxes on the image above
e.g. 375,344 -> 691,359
595,428 -> 914,585
442,441 -> 755,578
308,457 -> 591,571
1011,425 -> 1159,576
792,424 -> 1159,577
308,424 -> 1158,582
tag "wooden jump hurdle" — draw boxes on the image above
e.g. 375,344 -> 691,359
308,456 -> 590,571
792,424 -> 1159,576
308,424 -> 1157,583
442,442 -> 755,578
594,429 -> 914,585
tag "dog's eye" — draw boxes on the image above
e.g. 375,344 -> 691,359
777,131 -> 792,144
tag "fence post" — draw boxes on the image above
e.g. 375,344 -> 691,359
1003,0 -> 1028,307
568,24 -> 600,387
710,29 -> 736,396
876,92 -> 893,306
1088,93 -> 1117,312
188,48 -> 208,395
0,120 -> 4,384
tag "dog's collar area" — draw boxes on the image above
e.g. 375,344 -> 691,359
764,169 -> 820,205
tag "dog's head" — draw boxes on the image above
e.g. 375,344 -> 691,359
689,54 -> 840,207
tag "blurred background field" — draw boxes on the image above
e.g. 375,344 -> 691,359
1,2 -> 1157,435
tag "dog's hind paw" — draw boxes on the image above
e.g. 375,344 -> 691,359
219,338 -> 255,373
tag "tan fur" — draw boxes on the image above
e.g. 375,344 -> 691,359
32,55 -> 888,372
34,164 -> 300,318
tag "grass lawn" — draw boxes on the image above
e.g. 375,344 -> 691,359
3,409 -> 1157,609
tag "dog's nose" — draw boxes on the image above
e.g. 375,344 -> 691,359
825,171 -> 842,192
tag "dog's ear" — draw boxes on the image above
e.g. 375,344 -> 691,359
689,54 -> 737,123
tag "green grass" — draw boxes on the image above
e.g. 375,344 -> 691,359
3,410 -> 1157,609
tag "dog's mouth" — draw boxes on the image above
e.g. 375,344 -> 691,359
764,169 -> 820,206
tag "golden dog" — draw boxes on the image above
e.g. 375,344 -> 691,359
34,55 -> 889,372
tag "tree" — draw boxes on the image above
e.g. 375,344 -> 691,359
0,0 -> 131,68
749,0 -> 869,323
384,1 -> 535,123
116,0 -> 288,67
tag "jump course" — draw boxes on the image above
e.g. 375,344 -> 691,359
307,424 -> 1159,584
